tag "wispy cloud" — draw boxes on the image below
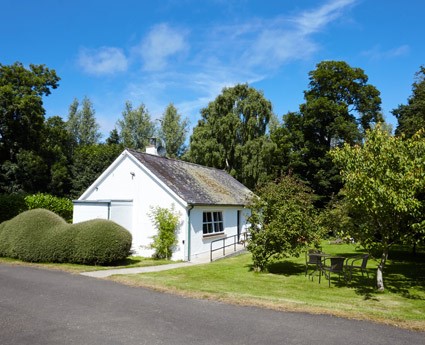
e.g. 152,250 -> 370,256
136,23 -> 189,72
78,47 -> 128,75
78,0 -> 357,134
362,45 -> 410,61
294,0 -> 356,35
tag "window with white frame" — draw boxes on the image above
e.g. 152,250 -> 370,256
202,211 -> 224,235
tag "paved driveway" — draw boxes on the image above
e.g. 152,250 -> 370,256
0,265 -> 422,345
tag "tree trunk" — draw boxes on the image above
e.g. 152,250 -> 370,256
376,250 -> 388,292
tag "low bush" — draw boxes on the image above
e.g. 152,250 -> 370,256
25,193 -> 73,223
0,209 -> 132,265
71,219 -> 133,265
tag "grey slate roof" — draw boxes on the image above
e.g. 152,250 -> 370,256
127,149 -> 253,206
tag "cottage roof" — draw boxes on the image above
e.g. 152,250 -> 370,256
127,149 -> 253,206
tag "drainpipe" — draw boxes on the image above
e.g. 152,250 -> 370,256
187,204 -> 194,261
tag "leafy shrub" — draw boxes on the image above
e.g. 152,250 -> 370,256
25,193 -> 73,222
0,194 -> 27,223
149,205 -> 180,259
247,175 -> 324,272
71,219 -> 133,265
0,209 -> 132,265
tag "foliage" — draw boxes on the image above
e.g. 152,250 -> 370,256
149,205 -> 180,260
66,97 -> 101,146
185,84 -> 273,189
158,103 -> 189,158
0,209 -> 132,265
0,62 -> 60,162
276,61 -> 383,204
117,101 -> 155,150
24,193 -> 73,222
393,66 -> 425,137
41,116 -> 74,196
70,219 -> 132,265
330,124 -> 425,291
247,175 -> 323,271
70,143 -> 123,198
0,194 -> 27,223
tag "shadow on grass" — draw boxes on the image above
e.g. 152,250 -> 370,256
108,257 -> 142,267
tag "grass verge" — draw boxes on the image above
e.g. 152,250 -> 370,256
0,256 -> 171,273
109,243 -> 425,332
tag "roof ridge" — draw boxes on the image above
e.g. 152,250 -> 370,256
126,148 -> 228,174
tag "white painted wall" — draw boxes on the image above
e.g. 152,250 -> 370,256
73,153 -> 188,260
189,206 -> 251,260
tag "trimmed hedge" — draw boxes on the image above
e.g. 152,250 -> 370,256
0,209 -> 132,265
25,193 -> 73,223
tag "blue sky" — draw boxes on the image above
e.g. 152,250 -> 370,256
2,0 -> 424,139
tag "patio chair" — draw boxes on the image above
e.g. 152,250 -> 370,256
305,249 -> 323,279
319,256 -> 346,287
346,254 -> 369,281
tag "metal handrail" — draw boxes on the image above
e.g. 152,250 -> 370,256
210,231 -> 249,262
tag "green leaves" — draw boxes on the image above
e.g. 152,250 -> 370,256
247,175 -> 323,271
186,84 -> 273,189
149,205 -> 180,260
331,124 -> 425,251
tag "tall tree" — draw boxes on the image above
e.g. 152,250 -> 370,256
66,97 -> 101,146
278,61 -> 382,204
70,144 -> 123,198
0,62 -> 59,162
393,66 -> 425,137
185,84 -> 273,189
117,101 -> 154,150
158,103 -> 188,158
331,124 -> 425,291
41,116 -> 74,196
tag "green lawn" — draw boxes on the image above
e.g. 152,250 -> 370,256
110,242 -> 425,332
0,256 -> 171,273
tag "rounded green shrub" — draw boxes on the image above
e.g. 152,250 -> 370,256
71,219 -> 132,265
0,209 -> 132,265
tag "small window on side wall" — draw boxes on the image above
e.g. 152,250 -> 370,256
202,211 -> 224,235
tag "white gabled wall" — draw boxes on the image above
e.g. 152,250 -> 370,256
73,152 -> 187,260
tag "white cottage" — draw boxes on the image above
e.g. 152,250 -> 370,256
72,148 -> 253,261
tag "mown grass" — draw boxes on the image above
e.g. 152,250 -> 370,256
0,256 -> 171,273
110,242 -> 425,331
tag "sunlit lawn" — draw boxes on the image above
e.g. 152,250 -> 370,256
111,242 -> 425,331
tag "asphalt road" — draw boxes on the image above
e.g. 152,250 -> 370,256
0,265 -> 422,345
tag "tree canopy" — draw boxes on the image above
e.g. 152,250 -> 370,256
158,103 -> 188,158
66,97 -> 101,146
331,124 -> 425,291
276,61 -> 383,204
117,101 -> 154,150
185,83 -> 273,189
0,62 -> 60,162
393,66 -> 425,137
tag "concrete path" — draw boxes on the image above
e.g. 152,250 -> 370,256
80,247 -> 246,278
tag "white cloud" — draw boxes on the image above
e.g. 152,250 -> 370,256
294,0 -> 357,35
362,45 -> 410,61
78,47 -> 128,75
137,23 -> 188,71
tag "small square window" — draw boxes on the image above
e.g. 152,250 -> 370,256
202,211 -> 224,235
